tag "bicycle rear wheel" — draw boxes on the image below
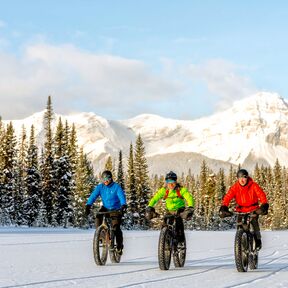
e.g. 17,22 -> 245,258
173,233 -> 186,268
93,226 -> 109,266
234,229 -> 249,272
248,235 -> 258,270
158,226 -> 172,270
109,231 -> 121,263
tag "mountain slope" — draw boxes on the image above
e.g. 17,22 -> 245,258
3,91 -> 288,174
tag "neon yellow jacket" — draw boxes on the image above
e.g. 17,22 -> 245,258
148,186 -> 194,211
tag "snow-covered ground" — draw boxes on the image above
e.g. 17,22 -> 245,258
1,228 -> 288,288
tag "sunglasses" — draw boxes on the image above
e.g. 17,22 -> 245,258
102,177 -> 111,182
166,179 -> 176,183
238,175 -> 248,179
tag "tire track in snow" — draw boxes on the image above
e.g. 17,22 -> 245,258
223,252 -> 288,288
0,254 -> 232,288
115,253 -> 235,287
117,264 -> 226,288
0,266 -> 158,288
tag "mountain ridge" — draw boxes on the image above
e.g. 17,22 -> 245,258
3,91 -> 288,175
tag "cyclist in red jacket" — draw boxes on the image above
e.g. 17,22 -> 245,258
219,169 -> 269,250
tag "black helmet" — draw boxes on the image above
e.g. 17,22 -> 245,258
165,171 -> 177,182
101,170 -> 112,181
237,169 -> 249,178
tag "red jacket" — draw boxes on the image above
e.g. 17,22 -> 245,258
222,177 -> 268,213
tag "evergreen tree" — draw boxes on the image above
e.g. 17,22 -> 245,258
54,118 -> 73,227
67,122 -> 78,225
0,117 -> 5,222
24,125 -> 42,226
41,96 -> 57,225
104,155 -> 113,172
73,147 -> 96,227
15,125 -> 28,225
117,150 -> 125,190
271,159 -> 285,229
1,122 -> 18,225
227,164 -> 236,188
134,134 -> 150,228
125,143 -> 138,228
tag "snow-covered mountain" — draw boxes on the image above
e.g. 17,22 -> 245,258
4,91 -> 288,175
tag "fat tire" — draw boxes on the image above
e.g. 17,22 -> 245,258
248,236 -> 258,270
109,231 -> 121,263
173,233 -> 186,268
234,229 -> 249,272
158,226 -> 172,270
93,226 -> 108,266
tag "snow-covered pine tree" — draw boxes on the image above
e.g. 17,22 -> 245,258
41,96 -> 57,225
281,167 -> 288,228
134,134 -> 150,228
0,117 -> 5,223
15,125 -> 28,225
271,159 -> 285,229
1,122 -> 18,225
104,155 -> 113,173
125,143 -> 138,229
73,147 -> 96,227
205,172 -> 217,229
67,122 -> 78,225
227,165 -> 236,188
54,117 -> 73,227
213,168 -> 228,230
24,125 -> 42,226
260,165 -> 273,229
117,150 -> 125,190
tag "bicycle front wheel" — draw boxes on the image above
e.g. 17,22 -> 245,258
93,226 -> 109,266
158,226 -> 172,270
234,229 -> 249,272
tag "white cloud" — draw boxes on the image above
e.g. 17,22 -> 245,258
186,59 -> 257,110
0,43 -> 183,119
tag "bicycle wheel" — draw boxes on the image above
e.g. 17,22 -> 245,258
248,235 -> 258,270
93,226 -> 109,266
158,226 -> 172,270
234,229 -> 249,272
109,231 -> 121,263
173,233 -> 186,268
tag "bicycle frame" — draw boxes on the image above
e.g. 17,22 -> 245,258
158,212 -> 187,270
93,210 -> 122,265
234,211 -> 258,272
96,211 -> 122,249
163,214 -> 179,246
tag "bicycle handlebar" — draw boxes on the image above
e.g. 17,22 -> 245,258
95,210 -> 122,216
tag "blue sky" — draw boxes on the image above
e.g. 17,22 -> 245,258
0,1 -> 288,120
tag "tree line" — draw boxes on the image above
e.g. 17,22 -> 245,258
0,97 -> 287,230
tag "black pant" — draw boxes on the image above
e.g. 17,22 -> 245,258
164,209 -> 185,243
237,214 -> 261,240
96,206 -> 123,249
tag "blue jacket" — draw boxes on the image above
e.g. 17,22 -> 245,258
86,181 -> 126,210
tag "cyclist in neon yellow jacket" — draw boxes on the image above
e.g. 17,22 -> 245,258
146,171 -> 195,243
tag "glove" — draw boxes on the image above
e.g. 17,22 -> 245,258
260,203 -> 269,215
219,205 -> 233,218
145,206 -> 156,220
121,204 -> 128,214
182,206 -> 194,220
85,204 -> 91,217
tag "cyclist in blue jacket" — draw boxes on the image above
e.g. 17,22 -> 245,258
85,170 -> 127,254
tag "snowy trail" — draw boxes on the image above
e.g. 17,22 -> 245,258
1,229 -> 288,288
